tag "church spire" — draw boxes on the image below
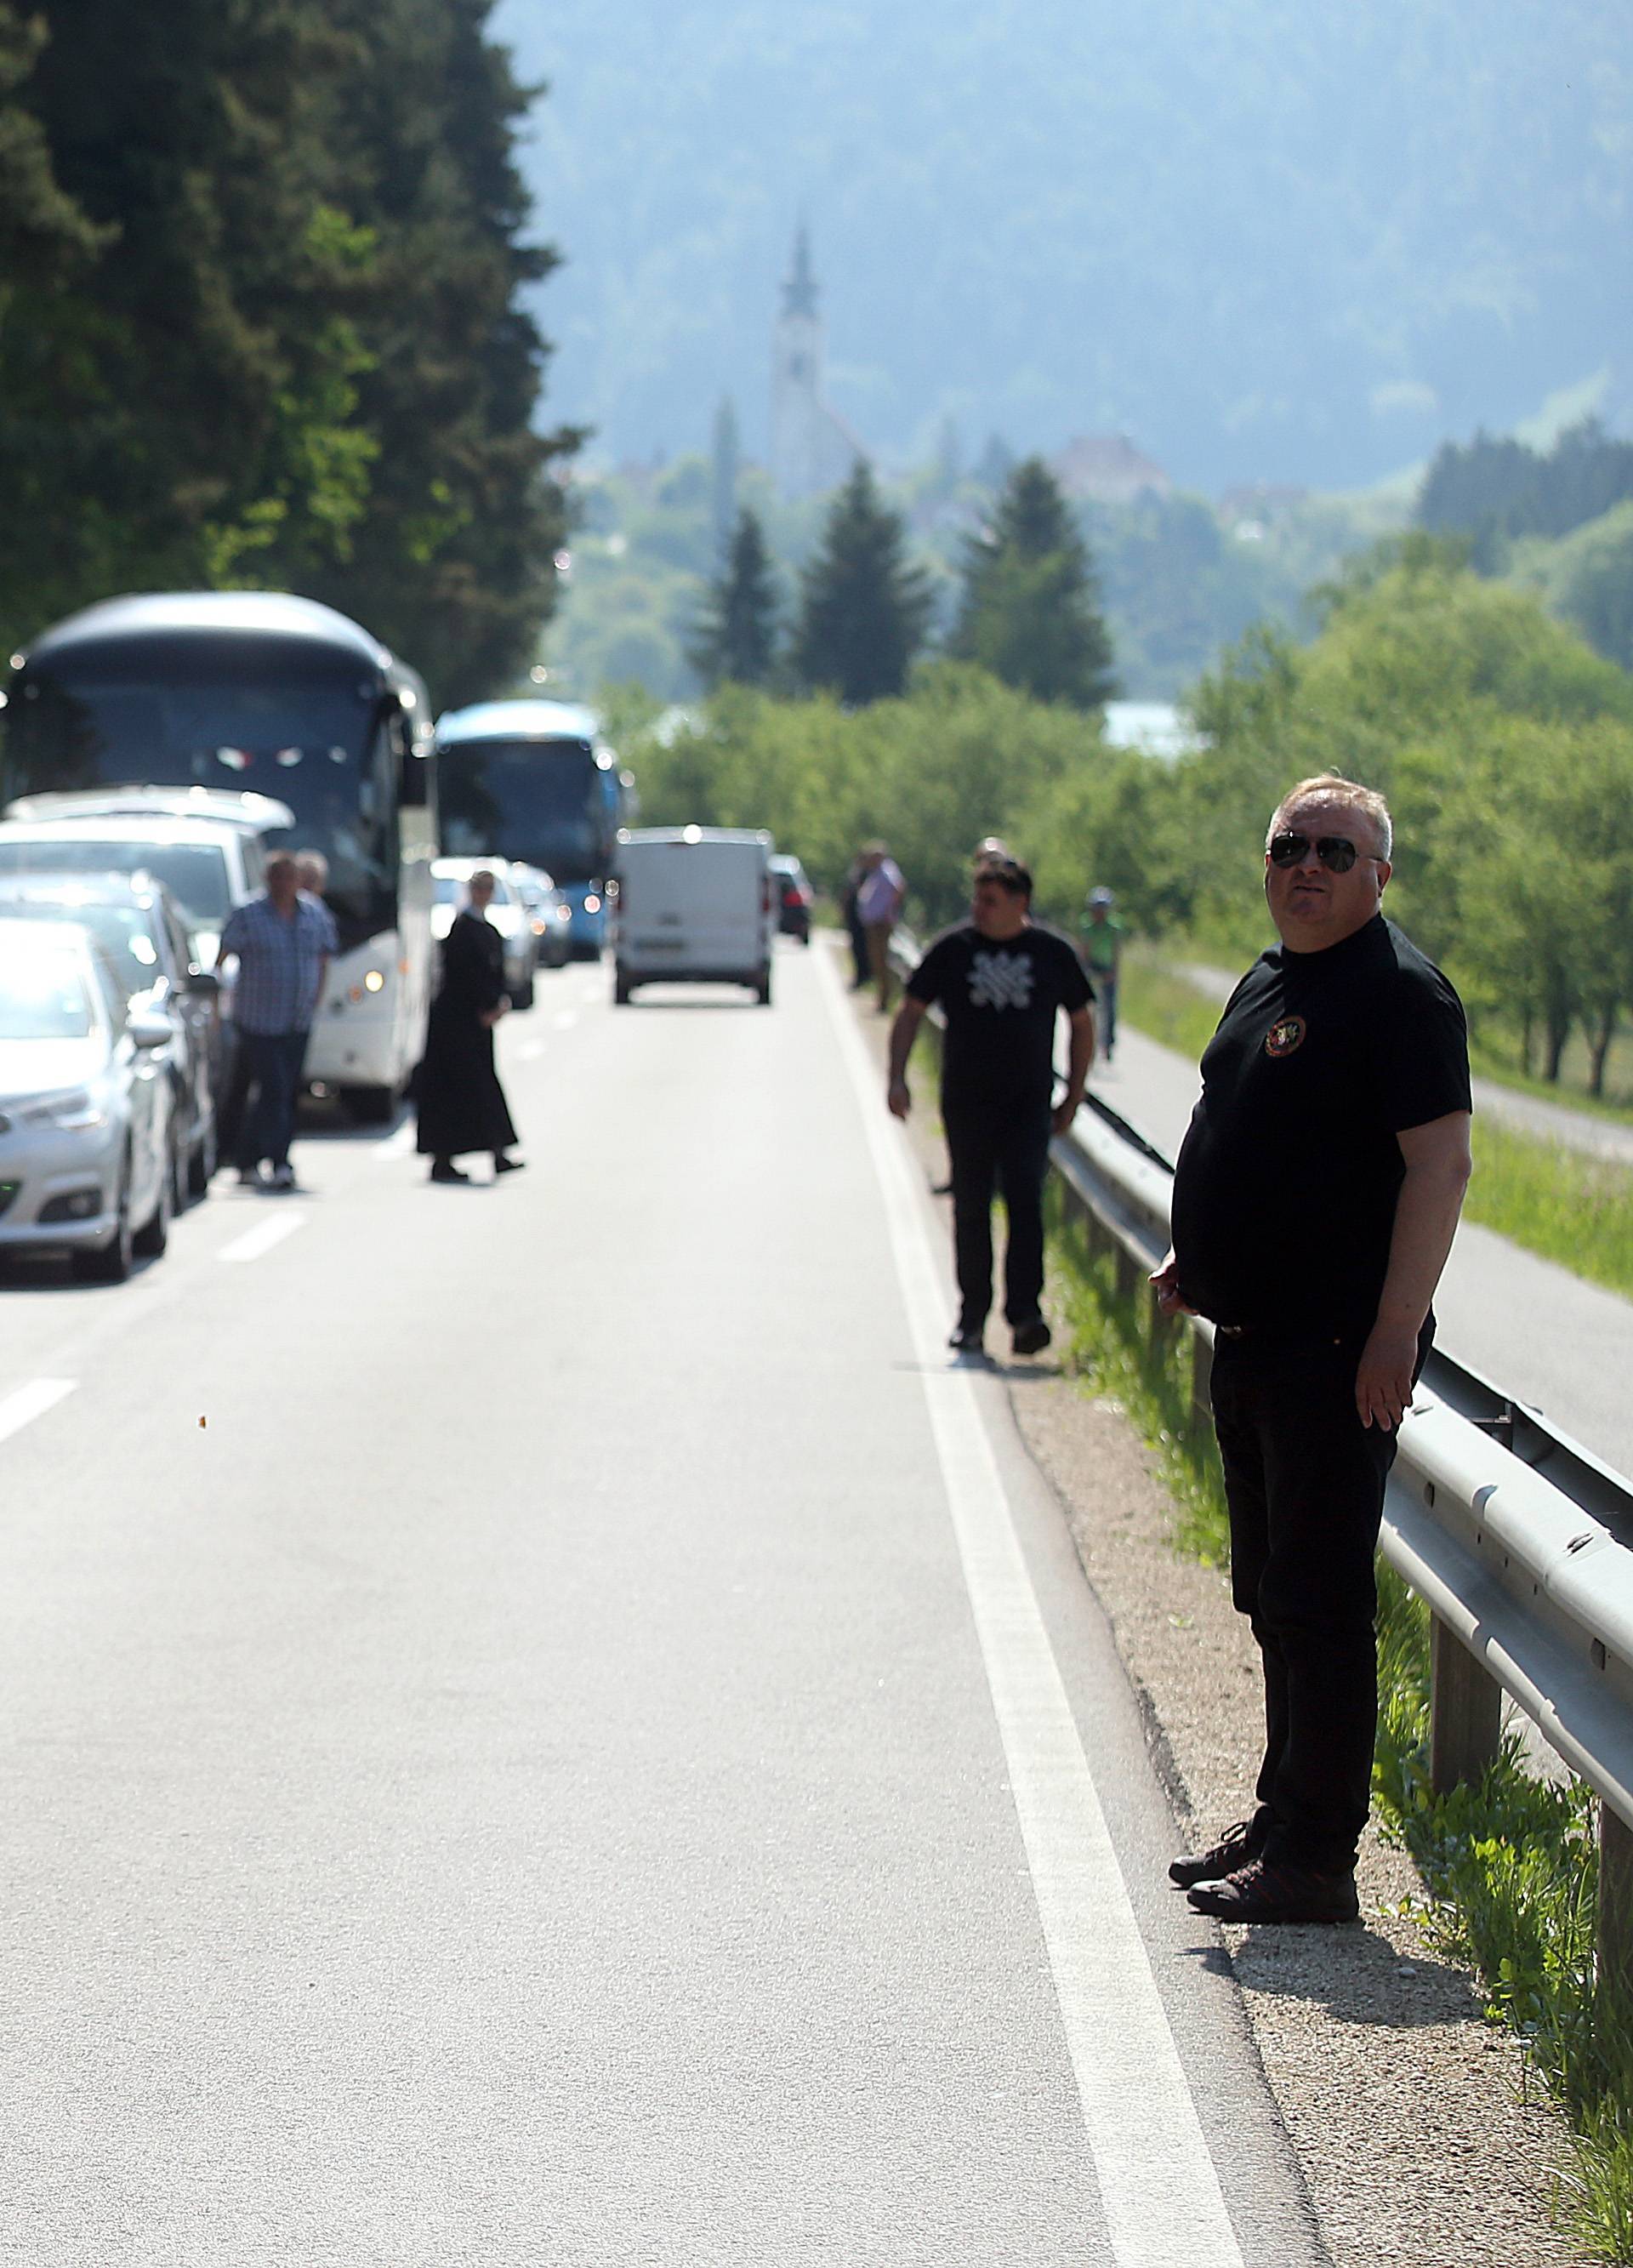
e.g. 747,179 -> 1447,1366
782,224 -> 818,320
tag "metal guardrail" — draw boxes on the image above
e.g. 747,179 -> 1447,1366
888,927 -> 1633,1981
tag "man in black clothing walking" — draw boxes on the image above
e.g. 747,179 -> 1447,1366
887,858 -> 1095,1358
1152,772 -> 1472,1926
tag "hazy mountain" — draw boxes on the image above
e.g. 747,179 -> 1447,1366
494,0 -> 1631,491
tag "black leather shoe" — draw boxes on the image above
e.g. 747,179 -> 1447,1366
1169,1815 -> 1267,1889
430,1160 -> 470,1184
492,1153 -> 525,1175
947,1325 -> 986,1355
1186,1858 -> 1359,1926
1010,1316 -> 1052,1357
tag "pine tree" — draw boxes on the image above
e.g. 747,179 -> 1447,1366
690,506 -> 779,687
950,457 -> 1115,709
793,463 -> 934,704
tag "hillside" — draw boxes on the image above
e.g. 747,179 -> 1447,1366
495,0 -> 1631,491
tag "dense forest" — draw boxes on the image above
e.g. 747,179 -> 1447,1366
497,0 -> 1630,489
0,0 -> 574,704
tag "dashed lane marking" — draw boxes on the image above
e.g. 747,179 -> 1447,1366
0,1377 -> 77,1448
219,1212 -> 309,1265
817,948 -> 1246,2268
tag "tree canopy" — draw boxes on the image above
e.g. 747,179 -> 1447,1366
950,457 -> 1115,708
0,0 -> 575,704
793,464 -> 935,704
689,506 -> 780,688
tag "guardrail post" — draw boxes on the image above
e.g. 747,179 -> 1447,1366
1597,1806 -> 1633,2014
1427,1615 -> 1503,1795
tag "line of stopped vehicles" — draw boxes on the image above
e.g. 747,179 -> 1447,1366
0,593 -> 816,1285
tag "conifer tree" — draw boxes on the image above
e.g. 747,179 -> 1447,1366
793,462 -> 934,704
690,506 -> 779,688
951,457 -> 1115,709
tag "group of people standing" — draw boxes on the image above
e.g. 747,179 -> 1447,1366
215,859 -> 522,1193
884,774 -> 1472,1929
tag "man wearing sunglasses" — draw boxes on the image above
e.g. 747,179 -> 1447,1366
1152,772 -> 1472,1925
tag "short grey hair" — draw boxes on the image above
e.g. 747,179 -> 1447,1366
1267,773 -> 1392,862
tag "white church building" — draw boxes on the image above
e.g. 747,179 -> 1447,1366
770,228 -> 867,501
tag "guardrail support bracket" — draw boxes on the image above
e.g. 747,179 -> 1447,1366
1428,1616 -> 1502,1795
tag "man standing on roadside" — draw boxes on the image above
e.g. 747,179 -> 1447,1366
856,841 -> 906,1013
219,850 -> 336,1191
888,857 -> 1095,1358
1079,886 -> 1125,1057
1153,773 -> 1471,1925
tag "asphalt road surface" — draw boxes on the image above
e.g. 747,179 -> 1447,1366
0,947 -> 1323,2265
1091,1026 -> 1633,1483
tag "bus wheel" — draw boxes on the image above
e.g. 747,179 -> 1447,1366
340,1084 -> 395,1125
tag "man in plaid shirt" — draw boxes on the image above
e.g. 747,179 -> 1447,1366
220,851 -> 337,1190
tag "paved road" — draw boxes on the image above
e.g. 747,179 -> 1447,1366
1090,1027 -> 1633,1480
0,949 -> 1318,2264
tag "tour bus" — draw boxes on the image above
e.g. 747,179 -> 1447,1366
433,699 -> 634,957
1,591 -> 435,1120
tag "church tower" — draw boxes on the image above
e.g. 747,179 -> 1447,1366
771,226 -> 824,500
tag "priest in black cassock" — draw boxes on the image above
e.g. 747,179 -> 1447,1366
416,869 -> 523,1184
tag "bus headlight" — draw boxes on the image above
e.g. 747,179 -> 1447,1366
583,894 -> 601,915
363,969 -> 385,992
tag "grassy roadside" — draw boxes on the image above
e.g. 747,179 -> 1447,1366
1118,955 -> 1633,1304
1047,1194 -> 1633,2260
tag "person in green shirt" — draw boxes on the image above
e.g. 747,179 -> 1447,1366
1080,886 -> 1126,1057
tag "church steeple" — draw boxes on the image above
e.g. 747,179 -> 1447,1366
782,224 -> 818,321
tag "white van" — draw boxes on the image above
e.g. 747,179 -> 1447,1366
612,826 -> 775,1005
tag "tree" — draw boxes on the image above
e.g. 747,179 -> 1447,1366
950,458 -> 1115,709
709,396 -> 740,556
689,506 -> 779,688
792,463 -> 934,704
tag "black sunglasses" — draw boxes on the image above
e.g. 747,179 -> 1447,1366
1267,831 -> 1374,875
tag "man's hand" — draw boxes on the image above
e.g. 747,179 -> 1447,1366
1355,1319 -> 1420,1431
886,1075 -> 912,1121
1149,1251 -> 1195,1317
1050,1095 -> 1078,1137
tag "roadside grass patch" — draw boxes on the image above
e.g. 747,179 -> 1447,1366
1050,1204 -> 1633,2262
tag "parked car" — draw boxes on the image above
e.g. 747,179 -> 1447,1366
612,827 -> 776,1005
0,915 -> 177,1281
509,862 -> 574,970
769,852 -> 814,944
430,857 -> 536,1010
0,872 -> 220,1198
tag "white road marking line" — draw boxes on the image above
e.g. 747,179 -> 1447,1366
817,949 -> 1245,2268
0,1377 -> 77,1447
374,1120 -> 416,1158
219,1211 -> 309,1264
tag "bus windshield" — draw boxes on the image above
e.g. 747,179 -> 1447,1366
7,663 -> 394,937
439,739 -> 606,883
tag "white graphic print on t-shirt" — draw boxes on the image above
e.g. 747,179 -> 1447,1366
969,949 -> 1034,1011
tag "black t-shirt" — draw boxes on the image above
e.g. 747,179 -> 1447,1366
908,922 -> 1094,1103
1169,915 -> 1471,1335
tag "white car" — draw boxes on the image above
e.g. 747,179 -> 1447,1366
0,915 -> 176,1281
430,857 -> 536,1010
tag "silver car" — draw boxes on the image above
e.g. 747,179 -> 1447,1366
0,915 -> 176,1281
430,857 -> 536,1011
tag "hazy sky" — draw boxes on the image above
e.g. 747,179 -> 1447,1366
494,0 -> 1633,492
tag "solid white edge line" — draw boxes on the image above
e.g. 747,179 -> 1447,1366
0,1377 -> 78,1448
816,947 -> 1245,2268
219,1211 -> 309,1265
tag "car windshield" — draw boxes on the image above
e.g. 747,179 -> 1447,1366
0,899 -> 160,995
0,948 -> 94,1040
0,838 -> 230,924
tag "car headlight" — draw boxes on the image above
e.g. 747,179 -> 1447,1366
21,1088 -> 108,1131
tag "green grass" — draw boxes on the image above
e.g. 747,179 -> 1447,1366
1121,953 -> 1633,1302
1047,1202 -> 1633,2264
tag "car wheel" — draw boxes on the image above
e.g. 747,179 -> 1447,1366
613,967 -> 633,1006
339,1084 -> 395,1125
755,966 -> 773,1006
134,1143 -> 174,1259
72,1164 -> 134,1285
188,1114 -> 218,1200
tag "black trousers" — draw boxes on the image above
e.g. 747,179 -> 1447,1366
236,1029 -> 310,1171
943,1092 -> 1051,1330
1209,1321 -> 1431,1873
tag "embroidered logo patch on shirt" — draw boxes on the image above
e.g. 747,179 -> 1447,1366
1264,1013 -> 1307,1058
969,949 -> 1034,1012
